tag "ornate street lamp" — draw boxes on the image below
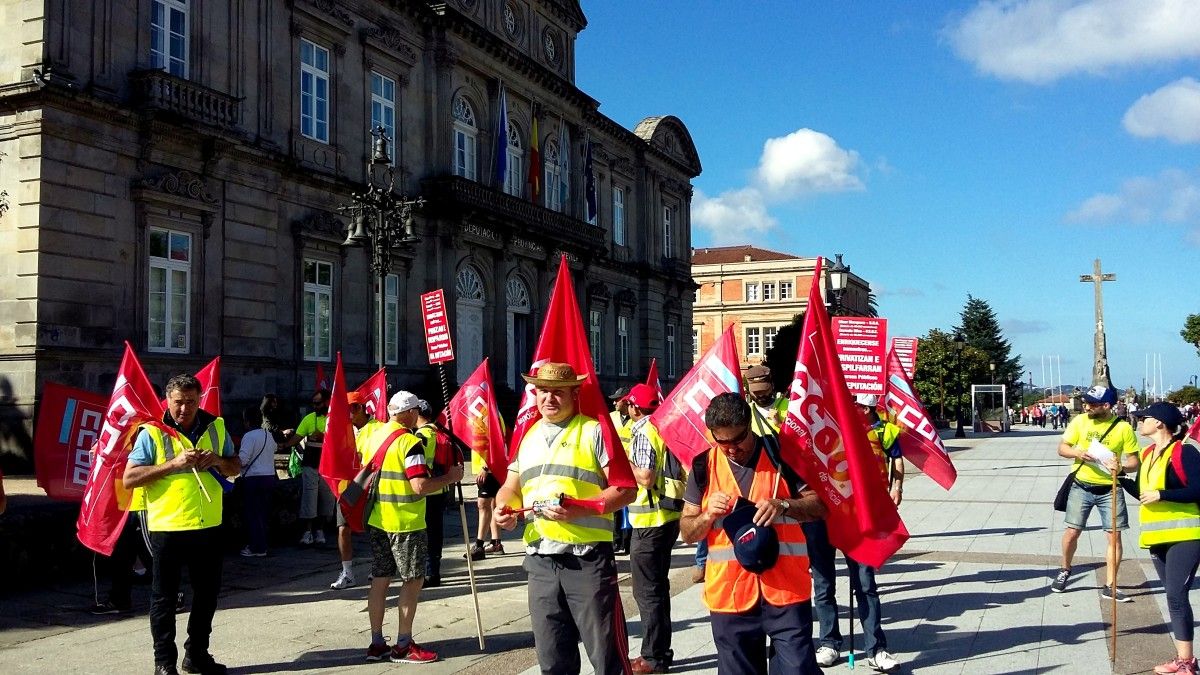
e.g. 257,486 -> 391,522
953,332 -> 967,439
827,253 -> 849,314
339,125 -> 425,369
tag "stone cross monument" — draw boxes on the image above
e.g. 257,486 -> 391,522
1079,258 -> 1115,389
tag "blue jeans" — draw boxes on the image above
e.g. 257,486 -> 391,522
695,538 -> 708,567
802,520 -> 887,656
1064,480 -> 1128,531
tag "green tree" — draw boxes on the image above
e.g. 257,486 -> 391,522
912,329 -> 991,426
1182,314 -> 1200,358
1167,385 -> 1200,406
956,295 -> 1023,396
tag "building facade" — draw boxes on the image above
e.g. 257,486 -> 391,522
691,245 -> 872,368
0,0 -> 701,468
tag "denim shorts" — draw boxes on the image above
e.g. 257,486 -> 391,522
1064,480 -> 1128,531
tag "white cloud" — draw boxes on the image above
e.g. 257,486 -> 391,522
1123,78 -> 1200,143
691,188 -> 778,245
755,129 -> 864,198
946,0 -> 1200,84
1003,319 -> 1051,334
1065,169 -> 1200,235
875,285 -> 924,298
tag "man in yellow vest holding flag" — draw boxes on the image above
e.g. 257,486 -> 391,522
123,374 -> 239,675
494,363 -> 637,675
625,383 -> 685,673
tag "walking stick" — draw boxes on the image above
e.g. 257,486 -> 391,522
437,363 -> 486,650
849,578 -> 856,669
1110,463 -> 1118,664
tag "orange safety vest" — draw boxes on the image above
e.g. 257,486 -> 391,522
701,448 -> 812,613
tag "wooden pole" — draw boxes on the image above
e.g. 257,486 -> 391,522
1110,464 -> 1118,663
849,578 -> 856,669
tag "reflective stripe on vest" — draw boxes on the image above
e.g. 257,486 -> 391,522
702,448 -> 811,613
367,423 -> 426,533
628,420 -> 684,528
141,420 -> 226,532
1139,441 -> 1200,548
519,415 -> 613,546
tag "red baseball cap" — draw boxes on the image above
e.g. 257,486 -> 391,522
626,384 -> 660,410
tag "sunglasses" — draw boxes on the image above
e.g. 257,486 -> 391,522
712,427 -> 750,448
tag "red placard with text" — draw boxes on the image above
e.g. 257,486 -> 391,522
420,289 -> 455,365
890,337 -> 919,380
832,317 -> 888,396
34,382 -> 109,502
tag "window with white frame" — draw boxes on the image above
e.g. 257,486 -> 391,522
300,39 -> 330,143
370,72 -> 396,163
763,281 -> 776,301
148,228 -> 191,352
303,260 -> 333,360
780,281 -> 794,300
589,309 -> 603,373
663,205 -> 673,255
745,282 -> 759,302
764,327 -> 778,352
150,0 -> 188,78
612,186 -> 626,246
746,327 -> 761,356
666,323 -> 677,377
383,274 -> 399,365
453,95 -> 478,180
544,140 -> 563,211
617,315 -> 630,376
505,120 -> 524,197
693,326 -> 701,361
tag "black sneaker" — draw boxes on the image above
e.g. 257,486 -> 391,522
88,600 -> 130,615
1050,568 -> 1070,593
1100,587 -> 1132,603
464,543 -> 485,561
181,654 -> 227,675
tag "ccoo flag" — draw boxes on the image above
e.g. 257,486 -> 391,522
443,358 -> 509,478
645,357 -> 664,403
650,325 -> 742,467
510,256 -> 635,487
356,367 -> 389,422
319,353 -> 359,498
883,348 -> 957,490
779,258 -> 908,568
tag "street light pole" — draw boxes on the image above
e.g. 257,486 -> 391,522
826,253 -> 849,315
954,332 -> 966,438
339,126 -> 424,371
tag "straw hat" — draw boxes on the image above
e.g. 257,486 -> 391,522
521,362 -> 588,388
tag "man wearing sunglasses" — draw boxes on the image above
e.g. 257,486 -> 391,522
680,392 -> 825,674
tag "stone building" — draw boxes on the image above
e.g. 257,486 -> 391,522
0,0 -> 701,468
691,245 -> 872,368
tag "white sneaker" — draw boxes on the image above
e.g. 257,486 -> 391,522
330,572 -> 356,590
299,531 -> 314,545
313,530 -> 327,545
867,650 -> 899,672
815,646 -> 839,667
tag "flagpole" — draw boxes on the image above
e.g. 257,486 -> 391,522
438,363 -> 486,649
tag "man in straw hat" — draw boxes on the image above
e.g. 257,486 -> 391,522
494,362 -> 637,675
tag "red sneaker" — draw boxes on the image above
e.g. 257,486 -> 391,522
1157,658 -> 1199,674
390,642 -> 438,664
365,642 -> 389,662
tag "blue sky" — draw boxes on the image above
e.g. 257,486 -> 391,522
576,0 -> 1200,394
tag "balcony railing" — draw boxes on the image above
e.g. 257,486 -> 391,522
130,69 -> 240,131
422,175 -> 607,251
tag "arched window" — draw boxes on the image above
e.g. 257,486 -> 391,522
544,139 -> 562,211
453,95 -> 478,180
504,120 -> 524,197
455,265 -> 486,382
506,276 -> 532,389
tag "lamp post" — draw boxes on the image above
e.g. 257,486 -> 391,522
339,125 -> 424,370
953,332 -> 966,438
989,361 -> 996,384
826,253 -> 849,314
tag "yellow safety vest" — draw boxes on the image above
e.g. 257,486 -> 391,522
628,420 -> 684,529
1138,441 -> 1200,548
140,419 -> 227,532
867,420 -> 902,483
415,423 -> 449,495
518,415 -> 613,546
610,410 -> 633,454
367,422 -> 426,534
750,396 -> 788,436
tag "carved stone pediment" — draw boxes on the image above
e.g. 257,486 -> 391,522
139,170 -> 218,204
303,0 -> 353,28
615,289 -> 637,310
586,281 -> 610,304
292,211 -> 346,242
362,26 -> 419,66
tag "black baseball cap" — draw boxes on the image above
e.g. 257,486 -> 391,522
721,497 -> 779,574
1133,401 -> 1184,429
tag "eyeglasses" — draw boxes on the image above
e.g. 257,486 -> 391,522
712,427 -> 750,448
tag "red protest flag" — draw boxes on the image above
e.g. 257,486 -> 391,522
645,358 -> 664,403
884,348 -> 957,490
195,356 -> 221,417
34,382 -> 108,502
510,256 -> 635,487
77,343 -> 166,555
650,325 -> 743,467
315,363 -> 330,392
356,367 -> 389,422
779,259 -> 908,568
319,353 -> 358,497
1187,417 -> 1200,446
444,358 -> 509,477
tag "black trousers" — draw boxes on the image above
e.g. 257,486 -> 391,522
709,599 -> 819,674
630,521 -> 680,668
425,491 -> 446,578
108,511 -> 151,608
149,527 -> 223,667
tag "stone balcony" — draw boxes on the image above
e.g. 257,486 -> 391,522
129,69 -> 241,131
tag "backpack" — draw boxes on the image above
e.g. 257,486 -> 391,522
1142,440 -> 1199,487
